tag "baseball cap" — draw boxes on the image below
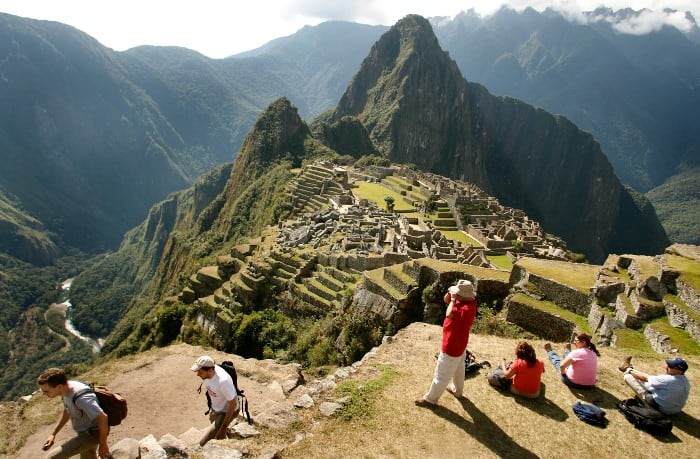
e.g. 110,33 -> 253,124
191,355 -> 215,371
665,358 -> 688,372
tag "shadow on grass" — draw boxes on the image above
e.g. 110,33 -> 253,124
565,385 -> 620,409
671,412 -> 700,440
429,397 -> 539,459
513,384 -> 569,421
486,383 -> 569,422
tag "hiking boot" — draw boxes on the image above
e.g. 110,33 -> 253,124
544,342 -> 553,352
619,356 -> 633,372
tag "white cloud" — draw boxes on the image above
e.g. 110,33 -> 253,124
0,1 -> 697,57
610,9 -> 696,34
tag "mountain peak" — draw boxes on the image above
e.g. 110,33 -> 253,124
238,97 -> 310,167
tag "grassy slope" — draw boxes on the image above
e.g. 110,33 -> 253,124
282,323 -> 699,459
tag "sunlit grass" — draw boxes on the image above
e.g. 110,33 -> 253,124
517,258 -> 599,292
511,292 -> 591,333
352,181 -> 415,212
487,255 -> 513,271
440,230 -> 482,247
665,253 -> 700,290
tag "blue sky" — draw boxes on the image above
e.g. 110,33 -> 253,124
0,1 -> 697,58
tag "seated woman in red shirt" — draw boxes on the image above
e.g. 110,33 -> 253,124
503,341 -> 545,398
489,341 -> 545,398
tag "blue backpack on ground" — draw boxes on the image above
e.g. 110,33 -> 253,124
572,401 -> 608,427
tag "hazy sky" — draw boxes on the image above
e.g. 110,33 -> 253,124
1,1 -> 697,58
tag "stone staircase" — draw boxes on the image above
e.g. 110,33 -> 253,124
287,164 -> 344,214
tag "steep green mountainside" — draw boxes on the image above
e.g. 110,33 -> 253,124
0,14 -> 198,257
1,8 -> 695,265
647,168 -> 700,245
230,21 -> 387,117
81,98 -> 329,355
0,14 -> 385,265
327,15 -> 668,263
0,190 -> 58,265
434,7 -> 700,193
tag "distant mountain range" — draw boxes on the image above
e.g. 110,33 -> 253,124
0,6 -> 697,267
0,7 -> 688,401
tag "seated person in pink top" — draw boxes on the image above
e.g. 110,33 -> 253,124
500,341 -> 545,398
544,333 -> 599,389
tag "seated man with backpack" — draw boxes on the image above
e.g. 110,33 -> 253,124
619,356 -> 691,415
192,355 -> 240,446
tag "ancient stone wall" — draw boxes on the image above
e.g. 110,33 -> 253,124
505,299 -> 575,341
528,273 -> 592,316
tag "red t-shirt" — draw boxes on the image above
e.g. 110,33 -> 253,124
441,298 -> 477,357
510,358 -> 545,395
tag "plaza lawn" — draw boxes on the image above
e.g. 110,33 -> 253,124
352,181 -> 415,212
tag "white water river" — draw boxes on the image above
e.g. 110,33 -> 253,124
60,278 -> 103,353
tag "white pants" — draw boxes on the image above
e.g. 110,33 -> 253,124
624,372 -> 649,397
423,351 -> 466,404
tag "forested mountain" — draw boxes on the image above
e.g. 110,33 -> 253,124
77,15 -> 667,360
0,7 -> 692,399
321,14 -> 668,263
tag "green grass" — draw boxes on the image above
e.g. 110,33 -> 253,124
335,364 -> 399,421
487,255 -> 513,271
440,230 -> 482,247
648,318 -> 700,355
665,294 -> 700,323
512,293 -> 591,333
665,253 -> 700,290
352,181 -> 415,212
517,257 -> 599,293
613,328 -> 655,354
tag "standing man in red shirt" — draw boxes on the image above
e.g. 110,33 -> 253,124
416,279 -> 477,406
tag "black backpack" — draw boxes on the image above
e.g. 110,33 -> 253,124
72,385 -> 128,426
617,398 -> 672,436
198,360 -> 252,424
465,350 -> 491,376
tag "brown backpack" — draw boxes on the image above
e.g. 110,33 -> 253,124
73,385 -> 128,426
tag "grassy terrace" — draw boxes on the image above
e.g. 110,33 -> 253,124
629,255 -> 659,279
363,267 -> 406,301
648,317 -> 700,355
511,292 -> 591,333
416,258 -> 511,282
352,181 -> 415,212
613,328 -> 657,355
516,257 -> 600,292
665,294 -> 700,323
488,255 -> 513,271
440,229 -> 482,247
665,253 -> 700,290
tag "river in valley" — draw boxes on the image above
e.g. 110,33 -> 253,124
58,278 -> 103,353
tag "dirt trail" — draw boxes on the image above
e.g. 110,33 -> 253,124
16,345 -> 287,458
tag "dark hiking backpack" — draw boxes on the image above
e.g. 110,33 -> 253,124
73,385 -> 128,426
572,401 -> 608,427
465,350 -> 491,376
617,398 -> 673,436
198,360 -> 252,424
